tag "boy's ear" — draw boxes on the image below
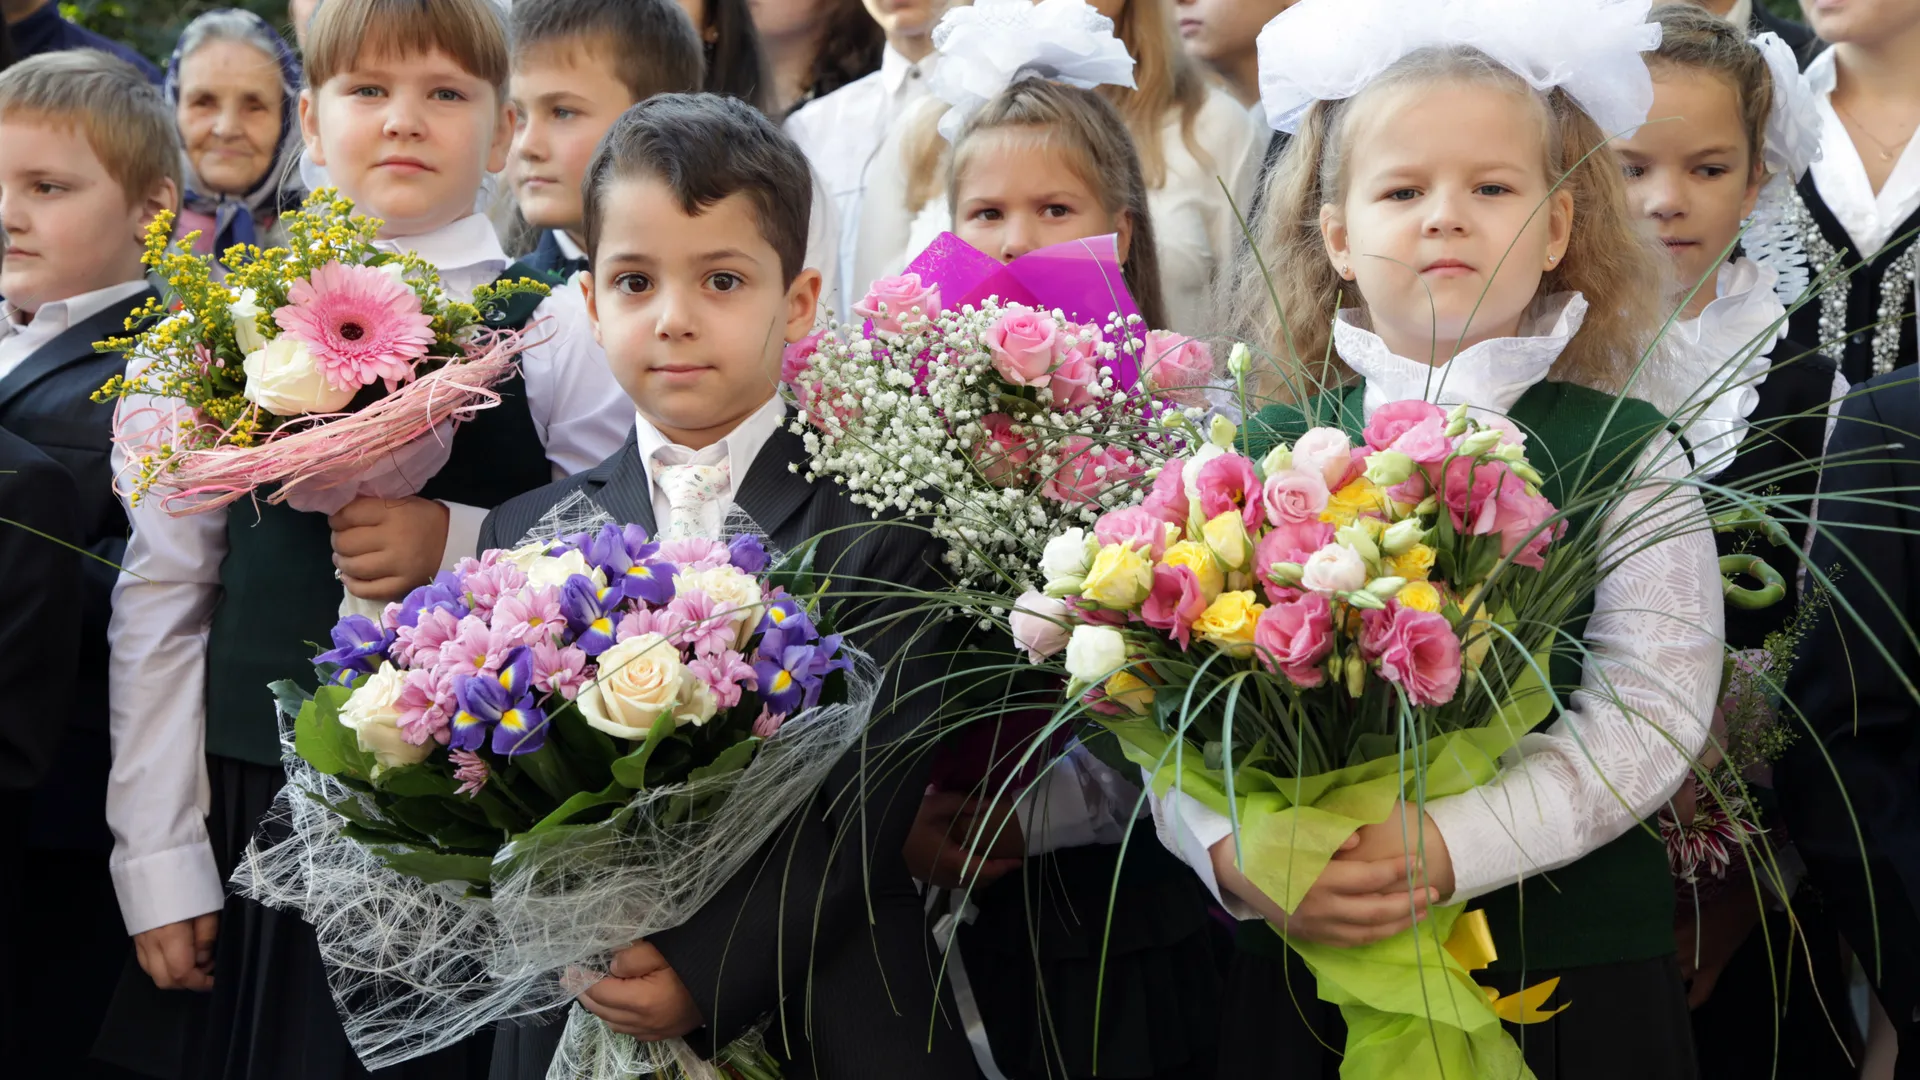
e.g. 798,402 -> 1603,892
486,96 -> 514,176
298,88 -> 326,168
783,268 -> 823,344
581,271 -> 603,349
137,177 -> 181,242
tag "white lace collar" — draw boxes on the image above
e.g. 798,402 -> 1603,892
1650,259 -> 1784,481
1333,292 -> 1587,421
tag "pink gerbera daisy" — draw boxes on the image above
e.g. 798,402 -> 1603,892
274,261 -> 435,393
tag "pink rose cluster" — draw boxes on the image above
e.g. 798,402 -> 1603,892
1138,331 -> 1215,406
982,304 -> 1105,411
1364,400 -> 1562,571
853,273 -> 942,335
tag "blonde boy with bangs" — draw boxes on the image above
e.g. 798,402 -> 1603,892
104,0 -> 630,1071
0,49 -> 178,1077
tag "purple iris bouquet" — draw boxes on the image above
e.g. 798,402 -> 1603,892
242,523 -> 873,1074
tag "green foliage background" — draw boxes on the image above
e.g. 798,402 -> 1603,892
58,0 -> 295,67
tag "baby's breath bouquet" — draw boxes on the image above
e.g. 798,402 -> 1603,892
786,255 -> 1208,588
96,188 -> 549,516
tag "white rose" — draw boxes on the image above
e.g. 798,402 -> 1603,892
526,549 -> 605,591
1040,528 -> 1098,596
1300,542 -> 1368,594
337,663 -> 431,770
1064,624 -> 1128,684
676,566 -> 764,648
230,288 -> 267,354
675,673 -> 719,728
242,336 -> 354,417
577,633 -> 688,740
1291,427 -> 1353,489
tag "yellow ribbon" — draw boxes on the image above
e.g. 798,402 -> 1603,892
1442,910 -> 1570,1025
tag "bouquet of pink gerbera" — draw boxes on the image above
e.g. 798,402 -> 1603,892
238,523 -> 865,1077
96,189 -> 549,515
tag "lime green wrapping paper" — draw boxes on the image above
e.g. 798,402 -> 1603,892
1102,661 -> 1557,1080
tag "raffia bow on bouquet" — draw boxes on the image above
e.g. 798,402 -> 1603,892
234,501 -> 869,1078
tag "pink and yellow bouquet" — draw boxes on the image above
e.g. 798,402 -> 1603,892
1011,400 -> 1573,1079
96,189 -> 549,515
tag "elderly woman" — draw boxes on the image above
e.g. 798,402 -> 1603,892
166,8 -> 303,257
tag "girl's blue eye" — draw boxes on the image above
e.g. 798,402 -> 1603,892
432,88 -> 466,102
614,273 -> 651,294
1475,184 -> 1510,197
1386,188 -> 1419,201
1622,164 -> 1647,179
554,107 -> 577,121
710,272 -> 742,292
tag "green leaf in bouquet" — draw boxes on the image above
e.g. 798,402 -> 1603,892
526,779 -> 633,834
374,764 -> 460,799
363,847 -> 496,890
608,711 -> 677,790
340,820 -> 432,849
664,736 -> 764,825
765,534 -> 821,599
308,790 -> 427,845
383,795 -> 502,853
544,700 -> 619,790
270,679 -> 313,722
293,684 -> 377,779
511,742 -> 590,802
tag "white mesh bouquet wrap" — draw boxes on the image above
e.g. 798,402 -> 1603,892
234,496 -> 877,1076
1255,0 -> 1661,137
926,0 -> 1136,141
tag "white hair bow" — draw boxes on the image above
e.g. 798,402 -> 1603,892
1256,0 -> 1662,140
1750,31 -> 1821,184
927,0 -> 1138,143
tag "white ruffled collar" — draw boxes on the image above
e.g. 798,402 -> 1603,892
1650,258 -> 1784,480
1673,257 -> 1787,361
1333,292 -> 1587,420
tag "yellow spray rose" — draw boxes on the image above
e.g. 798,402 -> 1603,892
1193,590 -> 1264,656
1320,478 -> 1390,527
1162,540 -> 1225,600
1397,580 -> 1443,613
1104,671 -> 1156,714
1385,543 -> 1437,581
1080,542 -> 1153,610
1202,509 -> 1254,572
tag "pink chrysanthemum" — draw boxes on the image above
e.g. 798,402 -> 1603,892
274,262 -> 435,393
451,750 -> 491,797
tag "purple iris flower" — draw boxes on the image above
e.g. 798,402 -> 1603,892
314,615 -> 395,682
394,574 -> 467,630
728,534 -> 770,574
753,644 -> 821,717
756,598 -> 814,647
560,574 -> 622,656
799,633 -> 853,710
575,524 -> 675,606
450,646 -> 548,755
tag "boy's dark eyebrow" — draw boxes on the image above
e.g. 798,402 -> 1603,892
597,252 -> 657,268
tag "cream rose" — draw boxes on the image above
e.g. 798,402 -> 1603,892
526,549 -> 605,591
577,633 -> 689,740
337,663 -> 431,770
1064,624 -> 1128,684
676,566 -> 764,648
230,288 -> 267,354
242,335 -> 355,417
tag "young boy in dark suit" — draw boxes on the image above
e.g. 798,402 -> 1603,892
482,93 -> 975,1080
0,49 -> 175,1075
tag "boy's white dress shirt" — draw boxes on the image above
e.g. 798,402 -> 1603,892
0,279 -> 152,382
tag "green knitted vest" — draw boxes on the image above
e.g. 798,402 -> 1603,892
203,267 -> 557,766
1240,379 -> 1678,972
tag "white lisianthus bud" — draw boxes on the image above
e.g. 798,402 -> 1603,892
1227,341 -> 1251,378
1415,495 -> 1440,517
1363,449 -> 1416,488
1509,460 -> 1544,486
1260,444 -> 1293,476
242,336 -> 355,416
1270,561 -> 1305,585
1365,576 -> 1407,599
1444,402 -> 1472,437
1344,588 -> 1386,610
229,288 -> 267,354
1335,523 -> 1380,563
1457,428 -> 1503,457
1208,414 -> 1237,450
1300,542 -> 1368,594
1345,652 -> 1367,697
1064,624 -> 1128,684
1381,518 -> 1425,556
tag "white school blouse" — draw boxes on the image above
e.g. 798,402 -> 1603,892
900,86 -> 1263,337
1152,294 -> 1724,914
1807,48 -> 1920,346
104,213 -> 633,935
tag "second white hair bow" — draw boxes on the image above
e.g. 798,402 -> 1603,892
1256,0 -> 1662,140
1750,31 -> 1821,183
927,0 -> 1137,142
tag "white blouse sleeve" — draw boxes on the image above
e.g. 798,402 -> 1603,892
1426,433 -> 1723,903
520,285 -> 634,479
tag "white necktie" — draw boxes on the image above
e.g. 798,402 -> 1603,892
654,454 -> 730,540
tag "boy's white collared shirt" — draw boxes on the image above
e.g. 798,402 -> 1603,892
632,394 -> 787,539
101,212 -> 632,938
0,278 -> 151,382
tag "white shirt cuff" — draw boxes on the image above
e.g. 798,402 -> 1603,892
439,501 -> 489,568
1143,772 -> 1261,921
111,840 -> 226,936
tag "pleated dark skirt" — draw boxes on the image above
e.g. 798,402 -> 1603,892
95,755 -> 493,1080
1212,936 -> 1698,1080
956,838 -> 1224,1080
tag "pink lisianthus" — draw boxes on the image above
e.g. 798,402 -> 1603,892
1290,427 -> 1353,489
1438,456 -> 1558,568
853,273 -> 940,334
1047,328 -> 1100,410
1253,520 -> 1333,602
1360,601 -> 1463,706
274,261 -> 435,393
1488,485 -> 1562,571
1195,453 -> 1263,528
396,664 -> 458,745
1362,400 -> 1452,465
688,649 -> 758,710
1142,459 -> 1189,526
462,561 -> 529,616
1139,331 -> 1214,405
1042,436 -> 1139,507
1140,563 -> 1208,650
657,537 -> 729,571
985,305 -> 1062,387
975,413 -> 1033,487
1261,468 -> 1330,526
530,639 -> 590,700
495,585 -> 566,649
667,590 -> 735,658
392,605 -> 462,667
1094,505 -> 1173,560
1254,592 -> 1334,687
1010,590 -> 1070,663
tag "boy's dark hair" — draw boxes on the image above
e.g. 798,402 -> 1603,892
510,0 -> 704,105
583,93 -> 812,284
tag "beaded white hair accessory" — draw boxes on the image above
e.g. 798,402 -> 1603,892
1255,0 -> 1662,139
1743,31 -> 1822,304
926,0 -> 1137,142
